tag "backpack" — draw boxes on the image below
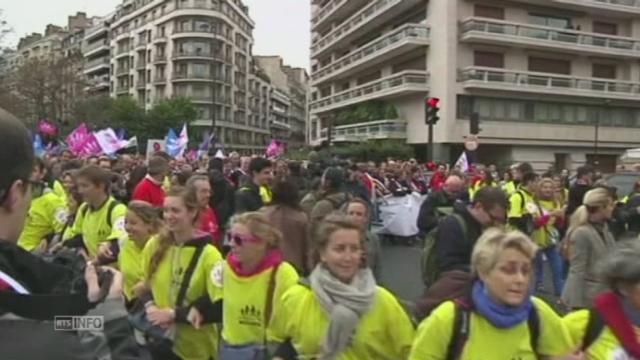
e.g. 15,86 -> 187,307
421,214 -> 467,287
325,192 -> 351,212
514,191 -> 535,235
581,308 -> 605,352
79,200 -> 121,228
446,298 -> 540,360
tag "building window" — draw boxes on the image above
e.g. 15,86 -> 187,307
474,4 -> 504,20
592,64 -> 616,79
529,14 -> 572,29
474,51 -> 504,68
593,21 -> 617,35
528,57 -> 570,75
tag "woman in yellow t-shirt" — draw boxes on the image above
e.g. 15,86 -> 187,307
564,241 -> 640,359
118,200 -> 160,305
270,213 -> 415,360
198,212 -> 300,360
409,228 -> 575,360
141,186 -> 223,360
532,178 -> 566,297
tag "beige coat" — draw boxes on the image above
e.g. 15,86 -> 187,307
261,204 -> 310,274
561,223 -> 615,309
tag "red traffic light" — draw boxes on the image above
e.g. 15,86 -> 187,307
427,97 -> 440,108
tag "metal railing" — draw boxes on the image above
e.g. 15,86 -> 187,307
172,50 -> 224,60
115,66 -> 131,76
85,57 -> 110,70
460,66 -> 640,96
311,0 -> 403,55
310,70 -> 429,112
312,24 -> 429,82
85,39 -> 109,53
312,0 -> 348,27
319,119 -> 407,141
461,18 -> 640,54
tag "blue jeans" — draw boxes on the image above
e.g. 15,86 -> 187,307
535,246 -> 564,296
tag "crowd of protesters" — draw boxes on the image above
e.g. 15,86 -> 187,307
3,109 -> 640,359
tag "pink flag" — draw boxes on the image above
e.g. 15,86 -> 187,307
66,124 -> 91,155
38,119 -> 58,136
266,140 -> 285,158
77,133 -> 103,156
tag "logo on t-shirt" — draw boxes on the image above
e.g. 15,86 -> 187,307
610,347 -> 636,360
210,262 -> 223,287
239,304 -> 262,327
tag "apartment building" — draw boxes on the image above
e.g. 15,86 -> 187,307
309,0 -> 640,171
105,0 -> 270,154
255,55 -> 309,148
84,16 -> 112,96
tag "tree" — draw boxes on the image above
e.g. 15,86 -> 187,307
142,97 -> 197,141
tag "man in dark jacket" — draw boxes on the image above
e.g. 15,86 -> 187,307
234,157 -> 273,214
0,112 -> 141,360
417,174 -> 466,235
566,165 -> 594,217
416,187 -> 508,319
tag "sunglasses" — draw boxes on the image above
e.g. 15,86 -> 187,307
228,232 -> 262,246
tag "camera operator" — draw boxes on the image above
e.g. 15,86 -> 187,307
0,113 -> 141,360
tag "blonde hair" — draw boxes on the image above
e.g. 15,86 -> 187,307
471,228 -> 538,276
311,212 -> 364,268
231,212 -> 282,249
568,187 -> 613,235
536,178 -> 555,200
127,200 -> 162,231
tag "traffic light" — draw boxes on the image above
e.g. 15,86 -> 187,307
470,112 -> 481,135
425,97 -> 440,125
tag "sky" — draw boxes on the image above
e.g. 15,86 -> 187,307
2,0 -> 311,69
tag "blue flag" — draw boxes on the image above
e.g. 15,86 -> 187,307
33,134 -> 45,157
165,128 -> 180,158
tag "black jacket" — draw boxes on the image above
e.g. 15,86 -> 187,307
0,242 -> 143,360
435,202 -> 484,274
234,181 -> 263,214
417,190 -> 457,235
209,169 -> 235,228
567,182 -> 592,217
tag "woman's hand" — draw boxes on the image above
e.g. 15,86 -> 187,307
146,306 -> 175,328
187,307 -> 204,329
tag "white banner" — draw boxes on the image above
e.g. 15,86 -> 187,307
146,139 -> 166,159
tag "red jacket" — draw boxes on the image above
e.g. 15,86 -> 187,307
132,177 -> 165,207
200,206 -> 223,248
429,172 -> 446,191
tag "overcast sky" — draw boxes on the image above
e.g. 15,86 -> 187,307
2,0 -> 310,69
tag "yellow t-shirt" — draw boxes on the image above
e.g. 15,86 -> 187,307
118,236 -> 151,302
18,192 -> 68,251
211,260 -> 299,345
532,199 -> 562,248
409,297 -> 575,360
565,309 -> 639,360
269,284 -> 415,359
142,236 -> 223,360
65,197 -> 127,258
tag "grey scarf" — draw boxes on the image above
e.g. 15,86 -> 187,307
309,264 -> 377,360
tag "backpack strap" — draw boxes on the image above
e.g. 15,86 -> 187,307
527,305 -> 540,352
175,244 -> 206,307
106,200 -> 121,228
516,190 -> 527,213
263,263 -> 281,346
582,308 -> 605,351
447,300 -> 471,360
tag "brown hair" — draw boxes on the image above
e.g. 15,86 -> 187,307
310,213 -> 364,268
231,212 -> 282,249
127,200 -> 162,232
75,165 -> 111,192
147,186 -> 200,279
345,197 -> 370,218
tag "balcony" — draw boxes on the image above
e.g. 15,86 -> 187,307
270,120 -> 292,130
153,76 -> 166,84
172,27 -> 228,40
153,54 -> 167,63
136,60 -> 147,69
85,76 -> 110,91
552,0 -> 640,15
136,79 -> 147,89
172,73 -> 228,82
312,24 -> 429,84
115,86 -> 130,95
153,34 -> 168,43
171,50 -> 225,61
460,66 -> 640,101
136,39 -> 148,49
84,39 -> 109,56
460,18 -> 640,59
319,119 -> 407,142
311,0 -> 422,58
84,57 -> 110,73
116,66 -> 131,76
312,0 -> 348,30
309,70 -> 429,114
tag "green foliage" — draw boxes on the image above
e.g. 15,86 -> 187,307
72,96 -> 197,143
331,139 -> 414,162
143,97 -> 197,140
333,101 -> 399,126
